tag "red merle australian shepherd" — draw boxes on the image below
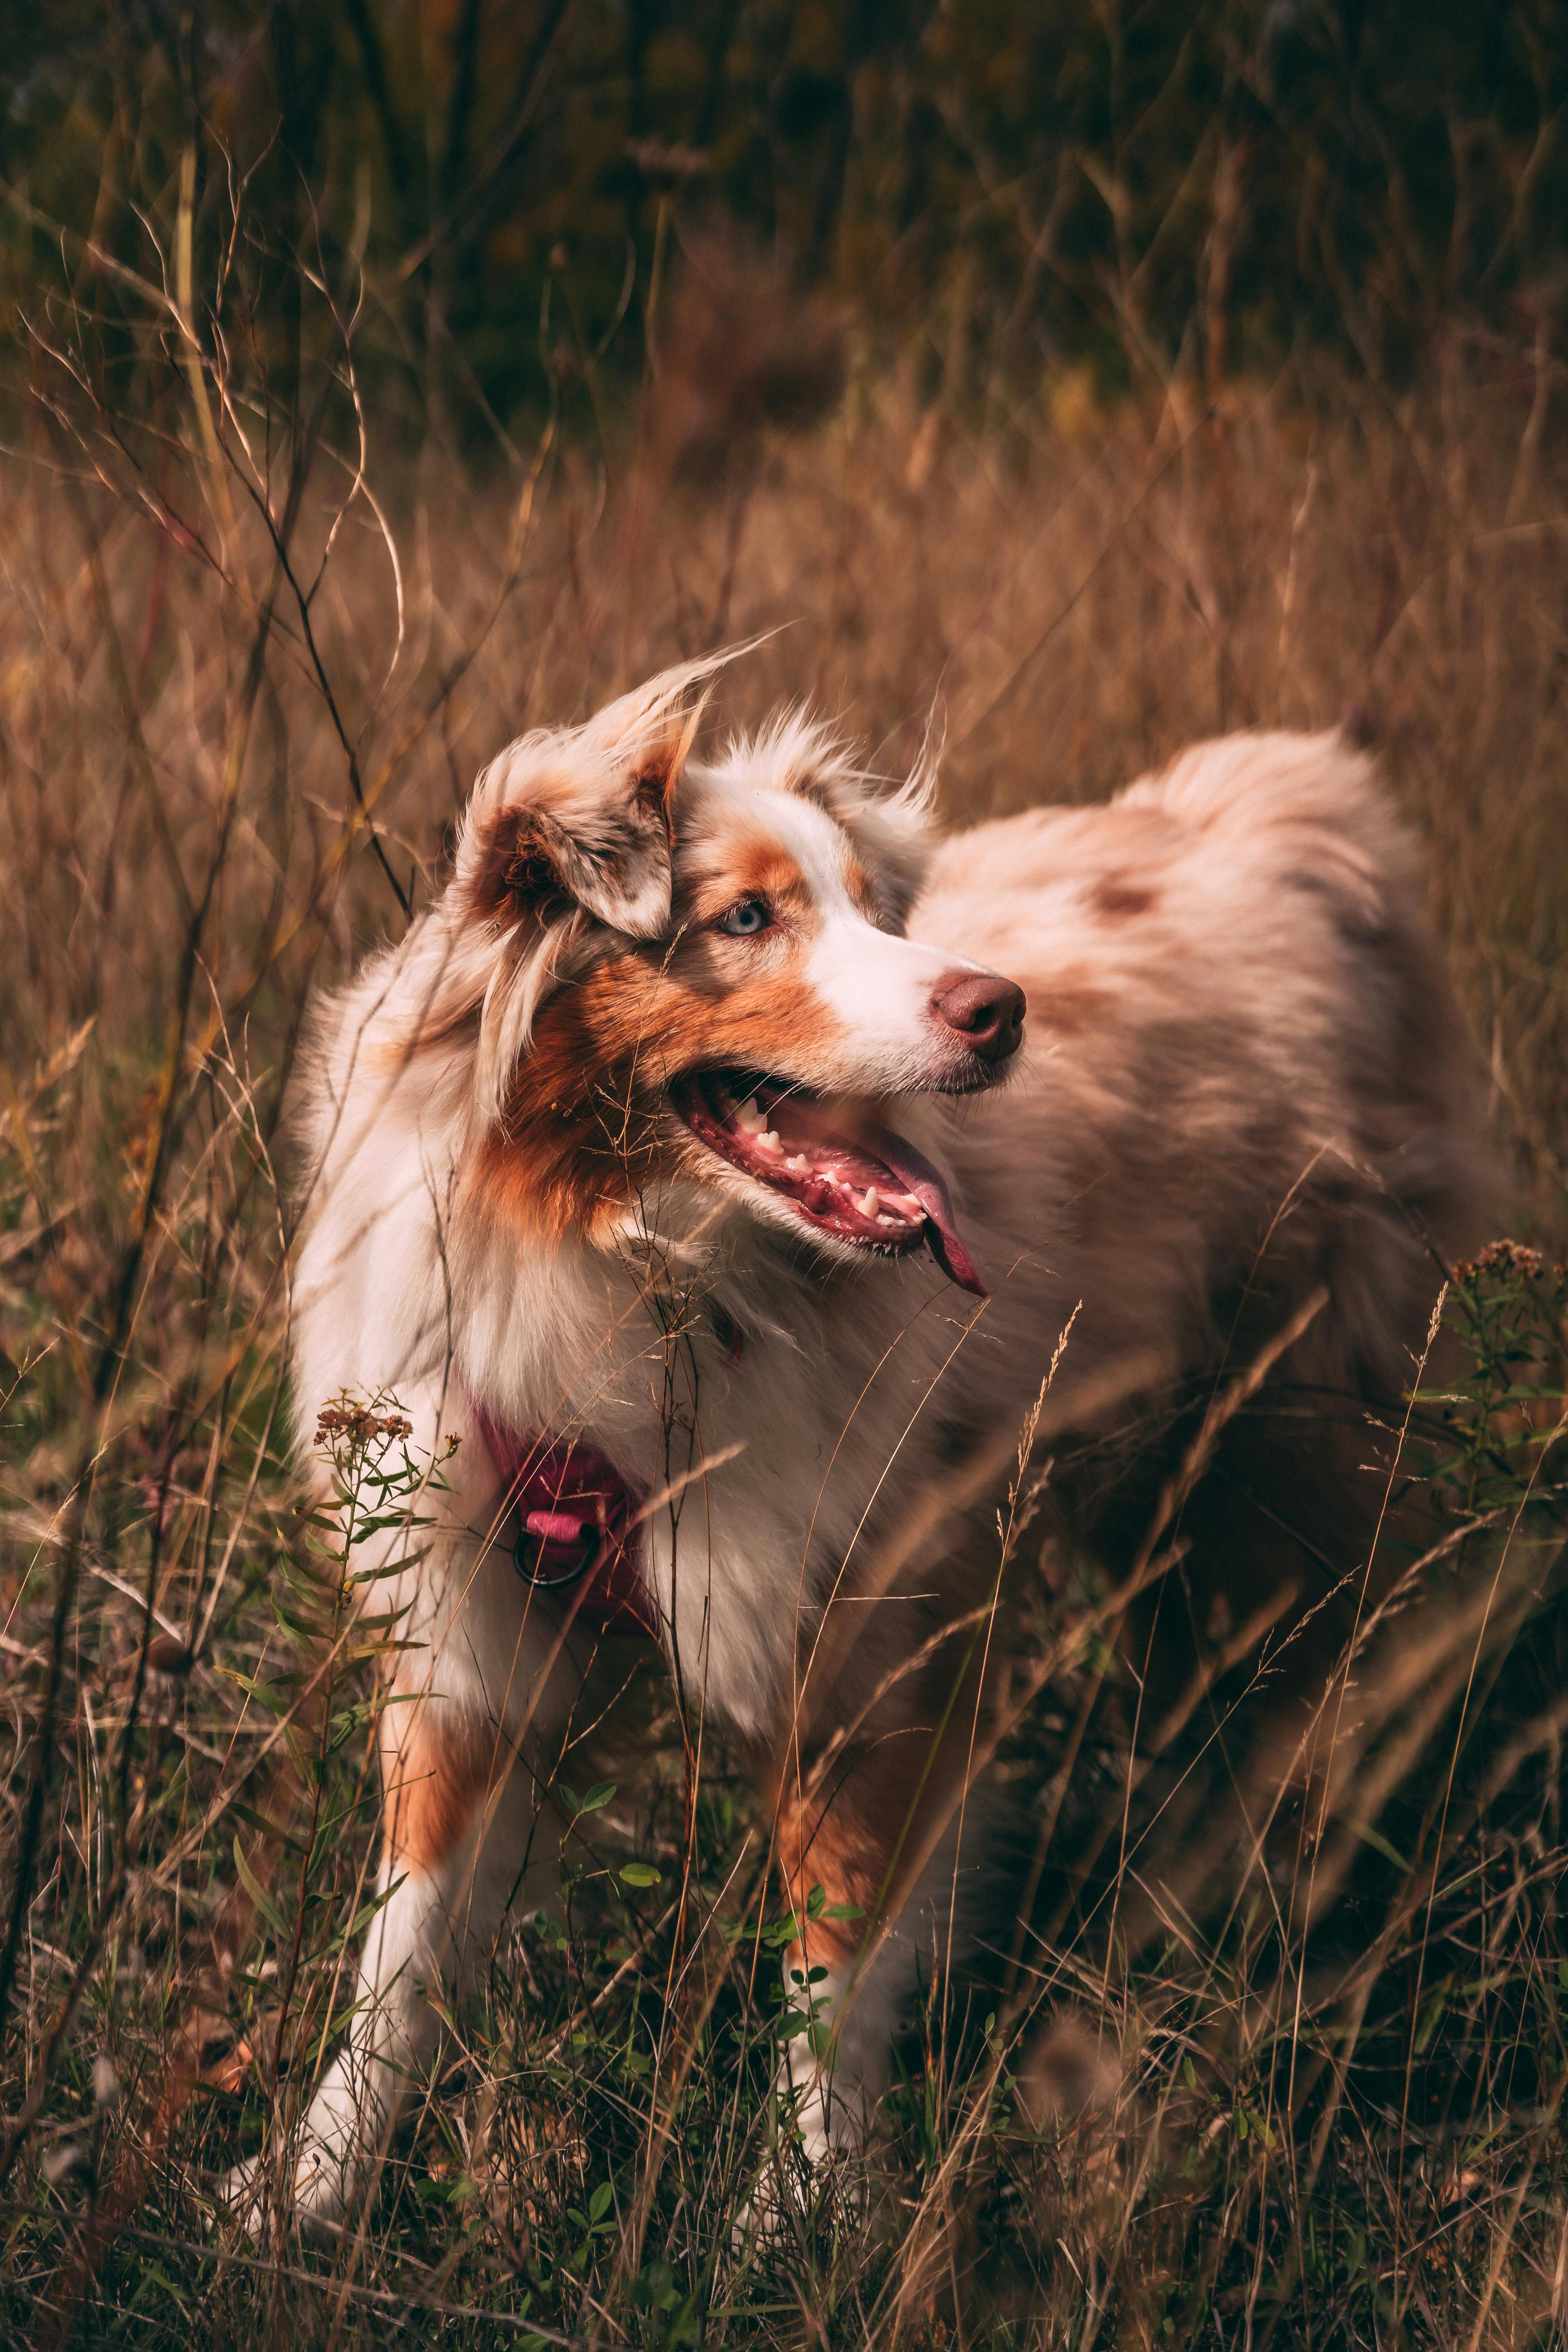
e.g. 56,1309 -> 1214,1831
244,657 -> 1486,2221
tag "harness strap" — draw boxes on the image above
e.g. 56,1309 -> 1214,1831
464,1395 -> 659,1640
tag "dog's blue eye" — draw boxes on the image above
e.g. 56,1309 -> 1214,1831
718,898 -> 771,937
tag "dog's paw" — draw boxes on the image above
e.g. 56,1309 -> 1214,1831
726,2057 -> 872,2263
773,2038 -> 878,2170
730,2138 -> 868,2267
210,2152 -> 266,2241
212,2142 -> 353,2241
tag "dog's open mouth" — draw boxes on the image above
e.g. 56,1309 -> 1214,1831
673,1071 -> 986,1296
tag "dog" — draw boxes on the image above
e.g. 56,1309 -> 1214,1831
249,660 -> 1487,2222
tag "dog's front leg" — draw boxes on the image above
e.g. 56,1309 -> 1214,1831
772,1736 -> 987,2178
290,1695 -> 545,2222
223,1661 -> 561,2231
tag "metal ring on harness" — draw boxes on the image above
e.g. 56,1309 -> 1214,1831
512,1518 -> 606,1591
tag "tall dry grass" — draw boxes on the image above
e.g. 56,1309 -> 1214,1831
2,211 -> 1568,2347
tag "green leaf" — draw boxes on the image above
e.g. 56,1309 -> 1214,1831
232,1834 -> 288,1940
588,2179 -> 614,2224
1350,1818 -> 1411,1872
579,1781 -> 617,1814
618,1860 -> 661,1888
228,1801 -> 302,1853
222,1670 -> 290,1715
821,1902 -> 865,1923
326,1882 -> 402,1958
1413,1982 -> 1451,2056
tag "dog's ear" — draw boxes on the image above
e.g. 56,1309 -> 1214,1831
447,660 -> 719,1124
458,661 -> 714,939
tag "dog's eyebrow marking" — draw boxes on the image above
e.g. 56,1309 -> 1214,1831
1091,873 -> 1158,920
732,842 -> 812,911
684,827 -> 813,921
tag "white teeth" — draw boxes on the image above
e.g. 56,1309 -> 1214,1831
734,1097 -> 767,1134
757,1130 -> 783,1154
786,1154 -> 811,1172
861,1188 -> 880,1218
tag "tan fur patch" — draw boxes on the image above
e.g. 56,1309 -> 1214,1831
1036,978 -> 1113,1034
777,1782 -> 884,1965
696,836 -> 812,922
1092,873 -> 1158,920
839,848 -> 885,923
383,1713 -> 502,1875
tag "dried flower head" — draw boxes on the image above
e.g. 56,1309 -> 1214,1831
1453,1238 -> 1545,1283
314,1402 -> 414,1449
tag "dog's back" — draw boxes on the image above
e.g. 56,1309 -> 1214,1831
907,730 -> 1493,1878
927,729 -> 1485,1370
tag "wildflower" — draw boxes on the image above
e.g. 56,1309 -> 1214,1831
1454,1239 -> 1544,1283
314,1403 -> 413,1448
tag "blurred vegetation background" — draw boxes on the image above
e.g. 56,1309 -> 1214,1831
6,0 -> 1566,448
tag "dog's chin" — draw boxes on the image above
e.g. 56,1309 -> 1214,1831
934,1060 -> 1012,1100
669,1069 -> 989,1297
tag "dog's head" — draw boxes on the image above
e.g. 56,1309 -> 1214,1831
410,660 -> 1025,1292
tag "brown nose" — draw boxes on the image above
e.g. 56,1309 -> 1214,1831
931,971 -> 1026,1063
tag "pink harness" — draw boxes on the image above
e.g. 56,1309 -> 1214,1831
466,1398 -> 659,1639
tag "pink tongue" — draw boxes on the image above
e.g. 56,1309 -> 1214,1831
865,1121 -> 987,1297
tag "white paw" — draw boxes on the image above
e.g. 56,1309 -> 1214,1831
775,2033 -> 877,2168
724,2040 -> 874,2254
214,2137 -> 353,2237
212,2152 -> 264,2237
731,2131 -> 867,2258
